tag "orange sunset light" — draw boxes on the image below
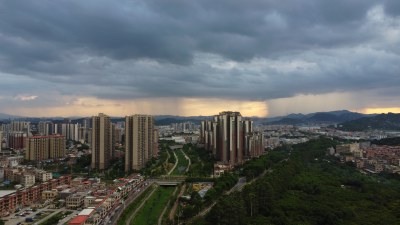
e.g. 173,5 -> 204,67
361,107 -> 400,114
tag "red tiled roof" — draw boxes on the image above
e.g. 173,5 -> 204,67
68,215 -> 88,225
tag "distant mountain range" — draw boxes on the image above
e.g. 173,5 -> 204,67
154,116 -> 209,125
262,110 -> 371,125
0,113 -> 210,125
2,110 -> 400,131
0,112 -> 22,120
338,113 -> 400,131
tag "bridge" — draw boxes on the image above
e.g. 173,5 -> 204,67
155,181 -> 182,186
148,175 -> 187,186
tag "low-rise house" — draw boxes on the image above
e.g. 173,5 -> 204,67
84,196 -> 96,207
20,174 -> 35,187
66,193 -> 85,209
42,189 -> 58,200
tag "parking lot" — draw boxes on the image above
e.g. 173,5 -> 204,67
2,206 -> 63,225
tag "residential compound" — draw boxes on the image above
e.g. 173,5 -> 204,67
157,121 -> 200,138
334,143 -> 400,174
1,119 -> 93,150
3,167 -> 53,187
7,132 -> 28,150
125,115 -> 158,171
200,111 -> 265,167
24,135 -> 66,161
67,175 -> 145,225
170,122 -> 199,133
0,175 -> 71,216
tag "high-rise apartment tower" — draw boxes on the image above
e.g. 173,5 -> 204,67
91,113 -> 113,170
125,115 -> 154,171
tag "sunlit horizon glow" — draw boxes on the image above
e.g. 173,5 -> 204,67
1,97 -> 268,118
3,94 -> 400,118
361,108 -> 400,115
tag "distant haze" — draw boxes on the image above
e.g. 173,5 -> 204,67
0,1 -> 400,117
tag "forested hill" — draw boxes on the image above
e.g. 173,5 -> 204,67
196,138 -> 400,225
339,113 -> 400,131
372,137 -> 400,146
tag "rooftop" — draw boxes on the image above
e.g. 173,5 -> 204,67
0,190 -> 17,198
78,208 -> 94,216
68,215 -> 88,225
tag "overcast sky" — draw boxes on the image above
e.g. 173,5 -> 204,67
0,0 -> 400,117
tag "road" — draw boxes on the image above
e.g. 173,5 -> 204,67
168,184 -> 186,221
165,149 -> 171,173
180,149 -> 191,173
167,151 -> 179,175
182,151 -> 292,224
181,177 -> 246,224
58,210 -> 80,225
34,210 -> 62,225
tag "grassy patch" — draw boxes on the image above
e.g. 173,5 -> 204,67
131,187 -> 175,225
184,144 -> 214,177
172,150 -> 189,175
117,185 -> 156,225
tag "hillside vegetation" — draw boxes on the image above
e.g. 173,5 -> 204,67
339,113 -> 400,131
195,138 -> 400,225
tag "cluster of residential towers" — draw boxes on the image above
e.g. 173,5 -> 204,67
200,111 -> 264,166
91,113 -> 158,172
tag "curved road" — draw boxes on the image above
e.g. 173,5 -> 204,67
180,149 -> 191,173
167,151 -> 179,175
183,153 -> 291,224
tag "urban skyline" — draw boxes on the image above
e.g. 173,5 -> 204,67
1,1 -> 400,224
0,1 -> 400,117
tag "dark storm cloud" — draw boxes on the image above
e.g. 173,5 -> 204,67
0,0 -> 400,102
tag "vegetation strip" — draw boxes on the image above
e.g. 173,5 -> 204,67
168,150 -> 179,175
172,149 -> 189,175
169,184 -> 186,221
125,185 -> 159,225
116,184 -> 156,225
158,186 -> 179,225
181,149 -> 191,173
39,211 -> 66,225
131,186 -> 176,225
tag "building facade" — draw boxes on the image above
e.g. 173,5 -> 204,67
153,128 -> 159,157
125,115 -> 154,171
8,132 -> 27,150
0,175 -> 71,216
38,121 -> 53,136
91,113 -> 113,170
25,135 -> 66,161
201,111 -> 264,166
10,121 -> 30,133
49,135 -> 66,159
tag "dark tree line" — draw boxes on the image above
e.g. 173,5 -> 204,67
197,138 -> 400,225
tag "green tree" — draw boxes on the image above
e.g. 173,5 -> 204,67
207,194 -> 246,225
